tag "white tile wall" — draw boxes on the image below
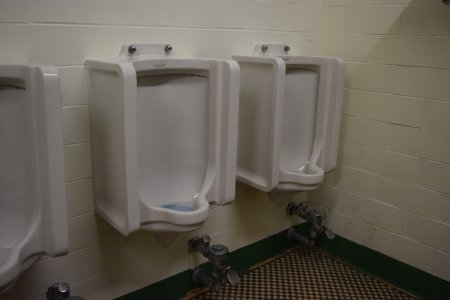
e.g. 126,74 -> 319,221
27,0 -> 113,24
319,0 -> 450,285
308,185 -> 355,215
374,229 -> 436,273
1,1 -> 450,299
395,66 -> 450,102
62,106 -> 90,145
444,200 -> 450,224
417,159 -> 450,195
244,0 -> 290,31
0,0 -> 26,22
333,166 -> 383,200
320,6 -> 343,33
433,251 -> 450,282
389,125 -> 422,157
337,141 -> 361,168
343,6 -> 405,35
115,0 -> 189,27
66,179 -> 94,218
407,214 -> 450,253
63,143 -> 92,183
57,67 -> 89,106
340,115 -> 390,149
352,195 -> 409,235
345,63 -> 397,94
188,0 -> 245,28
327,211 -> 377,248
342,89 -> 365,117
68,213 -> 99,252
360,147 -> 417,183
363,93 -> 423,127
382,179 -> 447,221
401,5 -> 450,36
288,4 -> 321,32
422,100 -> 450,134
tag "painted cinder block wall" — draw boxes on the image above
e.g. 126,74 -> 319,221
0,0 -> 449,299
0,1 -> 318,299
310,0 -> 450,283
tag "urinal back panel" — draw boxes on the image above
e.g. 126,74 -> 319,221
280,68 -> 319,173
233,56 -> 285,192
137,73 -> 209,208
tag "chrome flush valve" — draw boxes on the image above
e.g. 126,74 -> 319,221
286,202 -> 335,246
189,235 -> 240,291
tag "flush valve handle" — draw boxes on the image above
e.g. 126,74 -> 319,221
226,268 -> 241,286
325,228 -> 336,240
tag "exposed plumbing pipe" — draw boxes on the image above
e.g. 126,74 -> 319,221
286,202 -> 335,245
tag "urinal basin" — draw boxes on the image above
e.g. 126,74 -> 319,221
140,196 -> 209,232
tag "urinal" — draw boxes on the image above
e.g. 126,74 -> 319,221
87,43 -> 239,235
233,44 -> 344,193
0,65 -> 68,292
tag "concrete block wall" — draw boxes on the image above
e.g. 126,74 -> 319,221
311,0 -> 450,282
0,1 -> 317,299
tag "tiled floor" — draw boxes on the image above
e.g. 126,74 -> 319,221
188,246 -> 416,300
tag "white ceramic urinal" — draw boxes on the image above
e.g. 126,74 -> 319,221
233,44 -> 344,193
0,65 -> 67,292
87,43 -> 239,235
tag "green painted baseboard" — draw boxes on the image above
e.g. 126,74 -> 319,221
117,224 -> 450,300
